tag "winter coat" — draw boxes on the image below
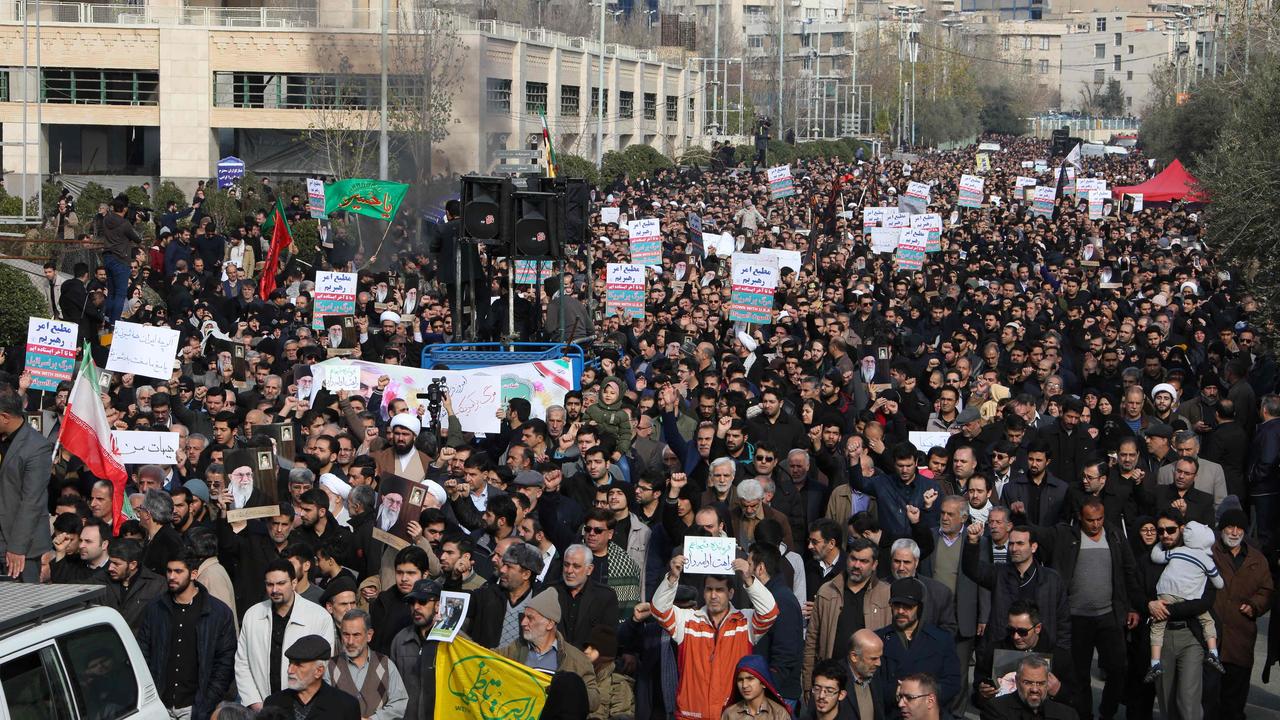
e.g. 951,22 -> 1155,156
961,541 -> 1072,653
497,631 -> 601,713
584,376 -> 634,453
802,574 -> 891,690
592,662 -> 636,720
720,655 -> 793,720
876,620 -> 962,714
1211,540 -> 1274,668
135,586 -> 237,720
233,595 -> 336,706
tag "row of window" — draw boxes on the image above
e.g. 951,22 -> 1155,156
485,78 -> 687,122
212,72 -> 423,110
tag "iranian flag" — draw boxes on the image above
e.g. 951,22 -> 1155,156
58,343 -> 129,532
258,196 -> 294,299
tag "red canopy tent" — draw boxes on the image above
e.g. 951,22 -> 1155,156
1111,159 -> 1208,203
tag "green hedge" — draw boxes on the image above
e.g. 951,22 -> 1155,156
0,264 -> 51,346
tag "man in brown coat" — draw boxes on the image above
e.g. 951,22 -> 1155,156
802,536 -> 891,690
1210,509 -> 1274,720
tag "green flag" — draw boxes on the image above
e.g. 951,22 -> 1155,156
324,179 -> 410,222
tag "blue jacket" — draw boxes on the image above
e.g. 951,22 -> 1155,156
135,585 -> 237,720
875,622 -> 961,715
849,468 -> 941,542
752,575 -> 804,700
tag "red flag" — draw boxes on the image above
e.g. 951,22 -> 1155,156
58,343 -> 130,532
258,197 -> 293,298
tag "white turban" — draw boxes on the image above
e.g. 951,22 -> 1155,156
389,412 -> 421,436
379,310 -> 402,324
319,473 -> 351,500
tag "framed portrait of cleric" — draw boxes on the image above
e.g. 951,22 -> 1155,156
262,423 -> 296,461
224,448 -> 280,522
371,473 -> 426,550
323,315 -> 358,357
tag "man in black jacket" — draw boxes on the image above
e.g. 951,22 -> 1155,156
136,553 -> 237,720
962,522 -> 1071,655
1137,456 -> 1215,526
1039,397 -> 1095,493
105,537 -> 166,630
262,635 -> 359,719
551,544 -> 619,650
973,601 -> 1074,715
466,540 -> 543,648
1029,495 -> 1142,720
1201,400 -> 1249,499
982,655 -> 1078,720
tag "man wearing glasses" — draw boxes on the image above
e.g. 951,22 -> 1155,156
894,673 -> 947,720
972,601 -> 1073,714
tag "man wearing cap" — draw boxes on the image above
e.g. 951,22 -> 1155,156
498,587 -> 601,712
1149,383 -> 1190,431
360,310 -> 403,361
262,634 -> 359,719
1209,508 -> 1273,720
875,578 -> 961,714
372,413 -> 433,483
326,607 -> 408,720
468,540 -> 544,648
320,575 -> 359,631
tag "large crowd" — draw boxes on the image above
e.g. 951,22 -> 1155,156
0,133 -> 1275,720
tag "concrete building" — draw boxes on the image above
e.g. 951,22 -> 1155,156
0,1 -> 703,190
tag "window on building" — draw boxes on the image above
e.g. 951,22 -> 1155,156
1002,36 -> 1010,50
1114,55 -> 1122,70
1094,43 -> 1105,58
1095,17 -> 1106,31
748,35 -> 764,48
666,94 -> 678,121
830,33 -> 845,47
486,77 -> 511,112
561,84 -> 580,116
805,8 -> 818,18
1040,35 -> 1050,50
1126,95 -> 1133,107
1093,68 -> 1105,84
1127,70 -> 1133,80
644,92 -> 657,120
42,69 -> 160,105
801,33 -> 813,48
619,91 -> 634,118
1129,44 -> 1134,53
1039,59 -> 1049,74
525,81 -> 548,115
1114,32 -> 1122,46
590,88 -> 608,116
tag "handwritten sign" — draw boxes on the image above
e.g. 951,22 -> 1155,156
312,271 -> 357,330
910,213 -> 943,253
909,431 -> 953,455
1075,177 -> 1107,198
106,321 -> 180,381
513,259 -> 555,285
895,228 -> 928,271
767,165 -> 795,200
24,317 -> 77,392
1015,176 -> 1038,189
729,253 -> 779,324
1031,186 -> 1056,218
628,218 -> 662,266
958,174 -> 985,208
683,536 -> 738,575
322,364 -> 362,392
112,430 -> 179,465
600,206 -> 620,225
606,263 -> 645,319
760,247 -> 802,273
306,178 -> 327,219
869,227 -> 901,254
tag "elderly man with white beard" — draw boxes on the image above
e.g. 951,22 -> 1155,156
325,608 -> 408,720
497,588 -> 600,712
261,635 -> 358,719
376,491 -> 402,532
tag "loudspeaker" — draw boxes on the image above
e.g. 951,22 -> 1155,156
511,191 -> 562,257
460,176 -> 512,242
539,177 -> 589,246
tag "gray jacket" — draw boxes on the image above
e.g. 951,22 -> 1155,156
0,423 -> 52,558
99,211 -> 142,263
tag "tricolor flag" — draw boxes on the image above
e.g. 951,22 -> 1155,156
58,344 -> 129,532
258,196 -> 294,299
541,115 -> 557,178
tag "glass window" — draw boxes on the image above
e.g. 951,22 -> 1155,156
1094,68 -> 1105,84
561,85 -> 580,116
665,94 -> 678,122
644,92 -> 657,120
1095,17 -> 1106,31
1095,43 -> 1105,58
1039,59 -> 1049,74
619,91 -> 633,119
486,77 -> 511,113
590,88 -> 608,116
2,646 -> 75,720
1114,55 -> 1122,71
1114,32 -> 1122,46
748,35 -> 764,48
59,624 -> 138,720
525,81 -> 548,115
1040,35 -> 1050,50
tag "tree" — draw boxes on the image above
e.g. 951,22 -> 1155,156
979,84 -> 1027,135
1078,79 -> 1125,117
1198,59 -> 1280,334
301,51 -> 382,180
390,2 -> 465,186
1139,79 -> 1229,170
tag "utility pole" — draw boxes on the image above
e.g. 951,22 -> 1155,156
378,0 -> 389,180
908,16 -> 918,147
713,0 -> 721,134
595,0 -> 606,169
777,0 -> 784,129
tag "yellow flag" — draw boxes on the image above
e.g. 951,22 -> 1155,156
435,635 -> 552,720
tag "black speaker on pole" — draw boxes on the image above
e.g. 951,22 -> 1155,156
539,177 -> 589,247
460,176 -> 514,249
511,191 -> 562,258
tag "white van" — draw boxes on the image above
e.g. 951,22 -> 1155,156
0,584 -> 167,720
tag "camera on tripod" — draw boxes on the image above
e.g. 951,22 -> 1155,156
416,377 -> 448,434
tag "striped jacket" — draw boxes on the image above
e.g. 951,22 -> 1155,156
651,575 -> 779,720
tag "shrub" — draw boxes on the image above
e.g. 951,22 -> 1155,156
154,180 -> 188,211
0,263 -> 51,346
556,153 -> 599,187
74,182 -> 114,221
601,144 -> 674,182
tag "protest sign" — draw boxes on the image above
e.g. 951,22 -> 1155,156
112,430 -> 180,465
1126,193 -> 1144,213
683,536 -> 738,575
1031,186 -> 1056,218
975,153 -> 991,173
958,174 -> 985,208
429,591 -> 471,643
909,431 -> 953,455
910,213 -> 943,253
600,206 -> 620,225
1088,189 -> 1108,220
306,178 -> 326,219
1015,176 -> 1038,190
106,321 -> 180,381
895,228 -> 929,271
322,364 -> 362,392
728,253 -> 779,324
760,247 -> 802,273
606,263 -> 646,319
312,271 -> 357,330
370,474 -> 432,549
25,317 -> 77,392
767,165 -> 796,200
862,206 -> 896,229
628,217 -> 663,266
869,227 -> 901,254
704,232 -> 735,257
223,447 -> 280,521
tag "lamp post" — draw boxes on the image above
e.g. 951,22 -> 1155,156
595,0 -> 607,169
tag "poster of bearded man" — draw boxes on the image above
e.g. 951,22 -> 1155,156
223,447 -> 280,521
371,473 -> 427,550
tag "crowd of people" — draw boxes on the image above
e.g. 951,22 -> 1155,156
2,133 -> 1277,720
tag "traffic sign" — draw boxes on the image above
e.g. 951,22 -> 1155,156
496,164 -> 542,173
495,149 -> 540,159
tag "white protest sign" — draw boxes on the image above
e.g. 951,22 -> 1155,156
869,227 -> 901,254
322,364 -> 362,392
106,321 -> 181,381
600,206 -> 620,225
1129,193 -> 1144,212
760,247 -> 802,273
909,431 -> 953,455
112,430 -> 180,465
683,536 -> 738,575
1015,176 -> 1038,188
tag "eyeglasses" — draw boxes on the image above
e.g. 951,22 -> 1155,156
1158,526 -> 1179,535
584,526 -> 609,534
896,693 -> 931,703
756,455 -> 776,462
812,686 -> 841,697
